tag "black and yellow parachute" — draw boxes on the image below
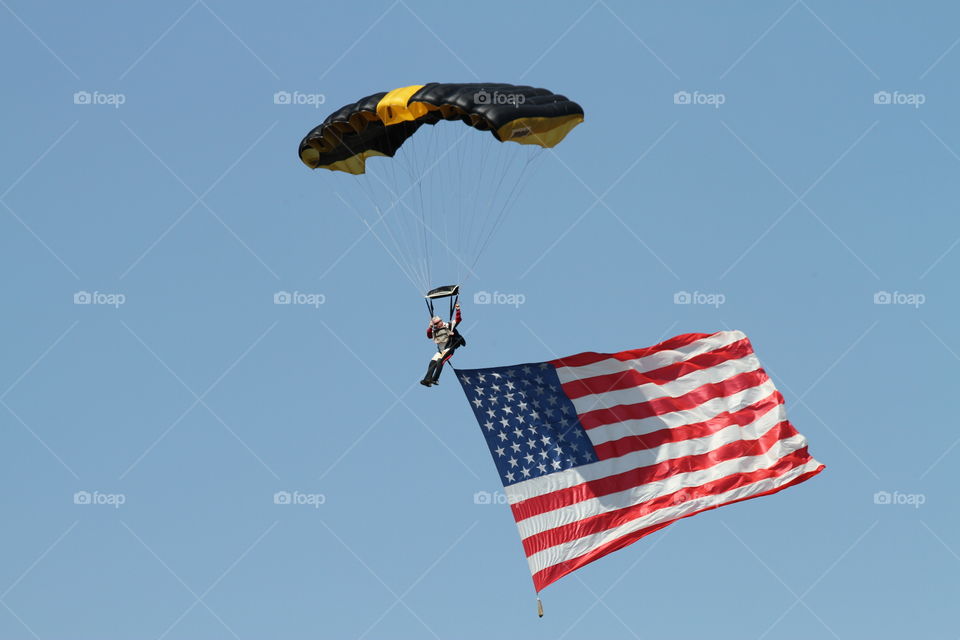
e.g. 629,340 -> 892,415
298,83 -> 583,292
299,83 -> 583,174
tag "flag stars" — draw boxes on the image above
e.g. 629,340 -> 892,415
497,431 -> 508,442
541,435 -> 552,446
537,463 -> 547,473
505,471 -> 515,482
524,453 -> 534,464
483,421 -> 494,431
521,467 -> 531,478
510,442 -> 521,453
513,427 -> 524,439
508,456 -> 518,468
494,446 -> 505,457
473,397 -> 483,409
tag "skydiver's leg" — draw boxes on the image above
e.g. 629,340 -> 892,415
421,352 -> 443,387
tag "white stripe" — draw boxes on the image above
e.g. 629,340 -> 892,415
516,424 -> 803,538
555,330 -> 746,383
526,458 -> 822,577
505,388 -> 784,506
586,379 -> 778,446
567,354 -> 762,417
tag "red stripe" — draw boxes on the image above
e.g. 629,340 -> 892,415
549,332 -> 716,369
592,390 -> 784,460
521,447 -> 812,557
561,338 -> 755,400
531,462 -> 825,592
512,419 -> 799,522
578,368 -> 770,430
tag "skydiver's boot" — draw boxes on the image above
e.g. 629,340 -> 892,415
421,361 -> 438,387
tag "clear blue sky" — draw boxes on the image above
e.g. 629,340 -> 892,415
2,1 -> 958,638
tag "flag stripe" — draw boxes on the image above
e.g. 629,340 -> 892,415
593,389 -> 784,460
585,379 -> 778,446
578,368 -> 770,430
550,332 -> 718,369
566,354 -> 762,421
520,439 -> 809,552
512,418 -> 801,525
529,460 -> 824,591
559,337 -> 755,400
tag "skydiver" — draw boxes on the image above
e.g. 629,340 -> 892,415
421,302 -> 465,387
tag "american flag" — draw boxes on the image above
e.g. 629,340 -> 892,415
455,330 -> 824,592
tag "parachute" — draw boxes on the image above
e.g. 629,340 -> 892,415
299,83 -> 583,294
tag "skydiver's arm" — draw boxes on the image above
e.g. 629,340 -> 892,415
451,304 -> 462,330
426,325 -> 433,339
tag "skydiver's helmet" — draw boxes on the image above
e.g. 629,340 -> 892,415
431,316 -> 443,327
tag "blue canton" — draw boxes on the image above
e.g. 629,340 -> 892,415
456,362 -> 597,486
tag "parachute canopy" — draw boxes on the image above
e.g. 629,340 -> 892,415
299,83 -> 584,174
